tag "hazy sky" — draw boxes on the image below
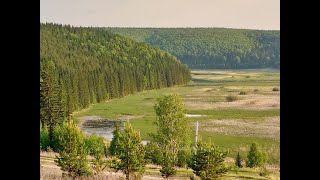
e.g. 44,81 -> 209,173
40,0 -> 280,30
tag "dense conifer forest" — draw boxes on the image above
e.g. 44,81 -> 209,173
40,23 -> 191,129
105,28 -> 280,69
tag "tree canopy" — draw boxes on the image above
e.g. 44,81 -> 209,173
106,28 -> 280,69
40,23 -> 191,127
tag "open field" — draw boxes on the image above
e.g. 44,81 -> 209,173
70,69 -> 280,179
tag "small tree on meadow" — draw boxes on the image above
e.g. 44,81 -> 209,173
246,143 -> 267,168
191,139 -> 229,180
235,152 -> 243,168
151,94 -> 191,178
110,122 -> 146,180
55,122 -> 91,179
85,133 -> 107,174
109,123 -> 121,156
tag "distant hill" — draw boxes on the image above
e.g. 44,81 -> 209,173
105,28 -> 280,69
40,23 -> 191,113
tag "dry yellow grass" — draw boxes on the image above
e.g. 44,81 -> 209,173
186,93 -> 279,110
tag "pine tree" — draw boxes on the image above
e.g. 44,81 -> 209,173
246,143 -> 267,168
109,123 -> 121,156
110,122 -> 146,180
191,139 -> 229,180
55,122 -> 92,179
40,59 -> 61,141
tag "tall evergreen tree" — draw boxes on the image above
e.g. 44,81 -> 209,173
40,59 -> 61,141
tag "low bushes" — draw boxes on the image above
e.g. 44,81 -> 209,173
226,95 -> 238,102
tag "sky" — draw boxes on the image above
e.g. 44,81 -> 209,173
40,0 -> 280,30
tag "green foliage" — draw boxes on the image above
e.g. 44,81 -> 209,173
110,122 -> 146,180
226,95 -> 238,102
40,59 -> 66,141
177,148 -> 192,168
191,140 -> 229,180
55,122 -> 92,178
40,23 -> 191,124
272,87 -> 280,91
151,94 -> 191,178
85,133 -> 106,157
51,125 -> 67,151
239,91 -> 247,95
246,143 -> 268,168
40,126 -> 50,151
108,124 -> 121,156
85,133 -> 107,174
145,142 -> 162,165
235,152 -> 243,168
106,28 -> 280,69
160,164 -> 177,178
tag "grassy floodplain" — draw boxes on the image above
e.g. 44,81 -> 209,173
74,69 -> 280,179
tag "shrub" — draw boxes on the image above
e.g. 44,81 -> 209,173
145,142 -> 162,165
85,133 -> 106,156
246,143 -> 268,168
226,95 -> 238,102
40,127 -> 50,151
191,140 -> 229,179
232,165 -> 240,174
85,133 -> 107,174
235,152 -> 243,168
160,165 -> 176,178
253,89 -> 259,92
51,125 -> 66,152
177,149 -> 192,168
239,91 -> 247,95
272,87 -> 279,91
245,75 -> 250,78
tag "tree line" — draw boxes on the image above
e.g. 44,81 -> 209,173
105,28 -> 280,69
40,23 -> 191,139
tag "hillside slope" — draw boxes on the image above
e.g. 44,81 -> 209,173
105,28 -> 280,69
40,23 -> 191,115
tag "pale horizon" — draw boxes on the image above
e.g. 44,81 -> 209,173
40,0 -> 280,30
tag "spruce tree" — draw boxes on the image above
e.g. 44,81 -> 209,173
191,140 -> 229,180
40,59 -> 61,141
246,143 -> 267,168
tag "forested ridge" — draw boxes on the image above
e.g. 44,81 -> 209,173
105,28 -> 280,69
40,23 -> 191,130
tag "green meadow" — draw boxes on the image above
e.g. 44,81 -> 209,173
74,69 -> 280,179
